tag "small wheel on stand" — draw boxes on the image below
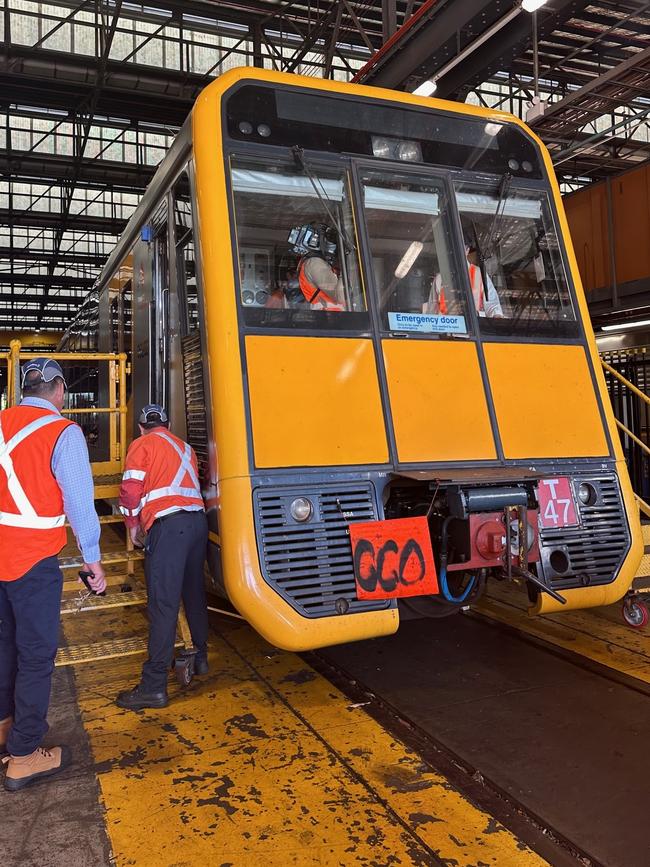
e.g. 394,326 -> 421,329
174,651 -> 197,687
622,597 -> 648,629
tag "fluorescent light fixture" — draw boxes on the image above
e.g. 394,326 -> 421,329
484,122 -> 502,136
601,319 -> 650,332
521,0 -> 547,11
413,79 -> 437,97
395,241 -> 424,279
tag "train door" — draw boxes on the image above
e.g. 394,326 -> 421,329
131,200 -> 168,432
151,207 -> 170,409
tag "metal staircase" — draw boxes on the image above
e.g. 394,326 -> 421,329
1,339 -> 196,677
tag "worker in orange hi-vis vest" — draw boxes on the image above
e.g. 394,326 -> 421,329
287,223 -> 346,311
423,237 -> 504,319
0,358 -> 105,792
116,404 -> 208,711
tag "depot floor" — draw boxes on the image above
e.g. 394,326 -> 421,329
1,599 -> 555,867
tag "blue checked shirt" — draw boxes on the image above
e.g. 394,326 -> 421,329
21,397 -> 101,564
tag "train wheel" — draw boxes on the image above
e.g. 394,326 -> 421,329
622,598 -> 648,629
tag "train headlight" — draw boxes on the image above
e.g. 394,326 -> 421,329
290,497 -> 313,522
371,136 -> 392,159
371,135 -> 422,162
397,141 -> 422,162
578,482 -> 597,506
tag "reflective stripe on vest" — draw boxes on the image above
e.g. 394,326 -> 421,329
120,431 -> 203,521
0,414 -> 66,530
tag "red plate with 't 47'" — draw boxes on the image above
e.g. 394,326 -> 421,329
537,477 -> 579,529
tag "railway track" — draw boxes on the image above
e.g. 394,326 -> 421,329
310,610 -> 650,867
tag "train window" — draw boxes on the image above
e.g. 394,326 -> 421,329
173,173 -> 199,336
229,156 -> 369,331
453,182 -> 579,339
360,170 -> 469,337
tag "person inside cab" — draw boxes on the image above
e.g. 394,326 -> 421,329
287,223 -> 347,311
424,234 -> 504,318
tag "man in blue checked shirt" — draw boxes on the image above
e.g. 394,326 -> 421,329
0,358 -> 105,792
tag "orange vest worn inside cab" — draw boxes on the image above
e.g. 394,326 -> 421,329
120,429 -> 204,532
0,405 -> 73,581
436,264 -> 485,315
298,258 -> 344,311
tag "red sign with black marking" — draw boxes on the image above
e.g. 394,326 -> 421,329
350,516 -> 439,600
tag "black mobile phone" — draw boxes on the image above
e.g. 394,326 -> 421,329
78,570 -> 106,597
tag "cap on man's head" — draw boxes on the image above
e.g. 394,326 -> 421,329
139,403 -> 168,425
21,358 -> 67,390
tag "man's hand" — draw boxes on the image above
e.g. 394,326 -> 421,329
129,525 -> 145,549
83,561 -> 107,594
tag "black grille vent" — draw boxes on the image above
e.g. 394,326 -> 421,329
181,333 -> 208,480
540,475 -> 629,589
255,484 -> 391,618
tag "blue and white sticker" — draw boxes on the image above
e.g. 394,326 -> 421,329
388,311 -> 467,334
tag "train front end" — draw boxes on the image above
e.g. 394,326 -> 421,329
192,68 -> 642,650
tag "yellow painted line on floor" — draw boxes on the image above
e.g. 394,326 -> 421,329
475,584 -> 650,684
65,608 -> 548,867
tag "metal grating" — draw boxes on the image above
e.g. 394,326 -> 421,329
540,475 -> 630,590
255,483 -> 391,618
182,333 -> 209,480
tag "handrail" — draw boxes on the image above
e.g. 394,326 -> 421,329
636,495 -> 650,519
601,359 -> 650,407
599,359 -> 650,517
613,418 -> 650,459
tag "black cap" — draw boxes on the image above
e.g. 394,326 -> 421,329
21,358 -> 67,389
139,403 -> 168,424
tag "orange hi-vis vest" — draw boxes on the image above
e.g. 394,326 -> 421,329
437,264 -> 485,315
298,258 -> 344,311
0,405 -> 73,581
120,429 -> 204,532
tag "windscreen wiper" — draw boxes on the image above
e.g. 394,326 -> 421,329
469,219 -> 493,302
483,171 -> 512,260
292,145 -> 355,254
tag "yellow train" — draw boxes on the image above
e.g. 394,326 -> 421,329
60,67 -> 642,650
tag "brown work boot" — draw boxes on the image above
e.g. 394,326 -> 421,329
0,717 -> 12,756
3,745 -> 71,792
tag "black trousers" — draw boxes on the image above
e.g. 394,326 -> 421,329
0,556 -> 63,756
141,511 -> 209,691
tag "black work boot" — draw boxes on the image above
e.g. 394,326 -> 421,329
194,655 -> 209,676
115,684 -> 168,710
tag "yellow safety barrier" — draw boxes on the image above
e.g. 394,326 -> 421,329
0,340 -> 195,673
8,340 -> 129,476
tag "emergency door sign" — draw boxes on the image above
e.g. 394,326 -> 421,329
350,516 -> 439,601
537,477 -> 579,529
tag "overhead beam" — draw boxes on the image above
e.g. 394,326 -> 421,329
355,0 -> 587,97
0,248 -> 107,266
0,155 -> 157,191
0,274 -> 94,289
0,209 -> 125,235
